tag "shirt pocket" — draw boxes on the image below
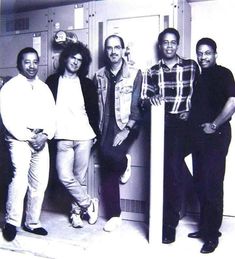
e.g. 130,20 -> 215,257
119,85 -> 133,123
119,84 -> 133,101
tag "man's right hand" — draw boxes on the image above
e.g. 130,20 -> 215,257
149,94 -> 164,106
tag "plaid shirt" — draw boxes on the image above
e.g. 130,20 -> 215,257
143,56 -> 199,114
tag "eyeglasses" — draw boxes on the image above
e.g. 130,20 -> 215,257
106,46 -> 122,51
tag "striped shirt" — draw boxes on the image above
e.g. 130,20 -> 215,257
143,56 -> 199,114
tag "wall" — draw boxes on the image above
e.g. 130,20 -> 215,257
190,0 -> 235,74
190,0 -> 235,216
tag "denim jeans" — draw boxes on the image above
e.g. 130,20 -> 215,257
6,138 -> 49,228
56,139 -> 94,213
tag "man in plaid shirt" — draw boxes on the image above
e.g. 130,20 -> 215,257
143,28 -> 200,244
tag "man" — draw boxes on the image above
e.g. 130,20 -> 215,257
143,28 -> 199,243
46,42 -> 99,228
93,35 -> 142,232
188,38 -> 235,253
0,47 -> 56,241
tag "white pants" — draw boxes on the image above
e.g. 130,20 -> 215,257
56,139 -> 93,213
5,138 -> 49,228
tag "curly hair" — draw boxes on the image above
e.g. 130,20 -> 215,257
57,42 -> 92,77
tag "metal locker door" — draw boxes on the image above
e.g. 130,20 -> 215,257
0,32 -> 48,79
48,4 -> 89,76
93,15 -> 160,222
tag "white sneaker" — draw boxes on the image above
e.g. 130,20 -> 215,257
70,213 -> 84,228
87,198 -> 99,224
120,154 -> 132,184
103,217 -> 122,232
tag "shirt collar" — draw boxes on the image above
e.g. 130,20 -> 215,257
105,58 -> 130,79
18,73 -> 39,82
159,55 -> 183,68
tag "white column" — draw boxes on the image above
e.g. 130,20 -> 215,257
149,104 -> 165,245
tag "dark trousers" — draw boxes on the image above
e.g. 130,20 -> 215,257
99,125 -> 137,219
192,124 -> 231,241
163,114 -> 191,230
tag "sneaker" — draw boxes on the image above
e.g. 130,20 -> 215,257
87,198 -> 99,225
2,223 -> 17,241
103,217 -> 122,232
120,154 -> 131,184
70,213 -> 84,228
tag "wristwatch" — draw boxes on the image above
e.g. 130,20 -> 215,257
124,125 -> 132,131
210,122 -> 217,130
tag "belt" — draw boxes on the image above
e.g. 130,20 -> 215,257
27,128 -> 43,134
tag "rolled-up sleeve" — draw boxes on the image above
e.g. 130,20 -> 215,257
129,69 -> 143,121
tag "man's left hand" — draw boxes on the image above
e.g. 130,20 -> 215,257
113,128 -> 130,146
201,123 -> 216,134
29,133 -> 48,151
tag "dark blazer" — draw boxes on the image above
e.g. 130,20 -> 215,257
46,74 -> 100,137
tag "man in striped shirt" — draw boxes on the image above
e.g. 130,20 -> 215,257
143,28 -> 199,244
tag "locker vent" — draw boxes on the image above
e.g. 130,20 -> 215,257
120,199 -> 146,214
6,17 -> 29,32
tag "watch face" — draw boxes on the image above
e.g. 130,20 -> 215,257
211,123 -> 217,130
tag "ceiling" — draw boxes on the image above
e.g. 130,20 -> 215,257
0,0 -> 213,14
0,0 -> 90,14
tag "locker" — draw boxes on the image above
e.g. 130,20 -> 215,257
0,32 -> 48,67
47,4 -> 90,76
49,4 -> 89,32
0,9 -> 48,35
49,28 -> 89,75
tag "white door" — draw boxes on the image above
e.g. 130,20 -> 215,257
107,15 -> 160,71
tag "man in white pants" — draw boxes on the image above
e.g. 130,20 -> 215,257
0,47 -> 56,241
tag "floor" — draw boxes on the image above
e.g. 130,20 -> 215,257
0,211 -> 235,259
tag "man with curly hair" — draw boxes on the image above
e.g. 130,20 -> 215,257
46,42 -> 99,228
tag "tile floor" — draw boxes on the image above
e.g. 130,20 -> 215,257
0,211 -> 235,259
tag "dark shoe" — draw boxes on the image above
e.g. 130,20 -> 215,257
23,226 -> 48,236
188,231 -> 202,239
188,231 -> 221,239
2,223 -> 17,241
162,226 -> 176,244
200,239 -> 218,254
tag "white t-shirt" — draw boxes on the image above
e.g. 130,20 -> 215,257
54,76 -> 95,140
